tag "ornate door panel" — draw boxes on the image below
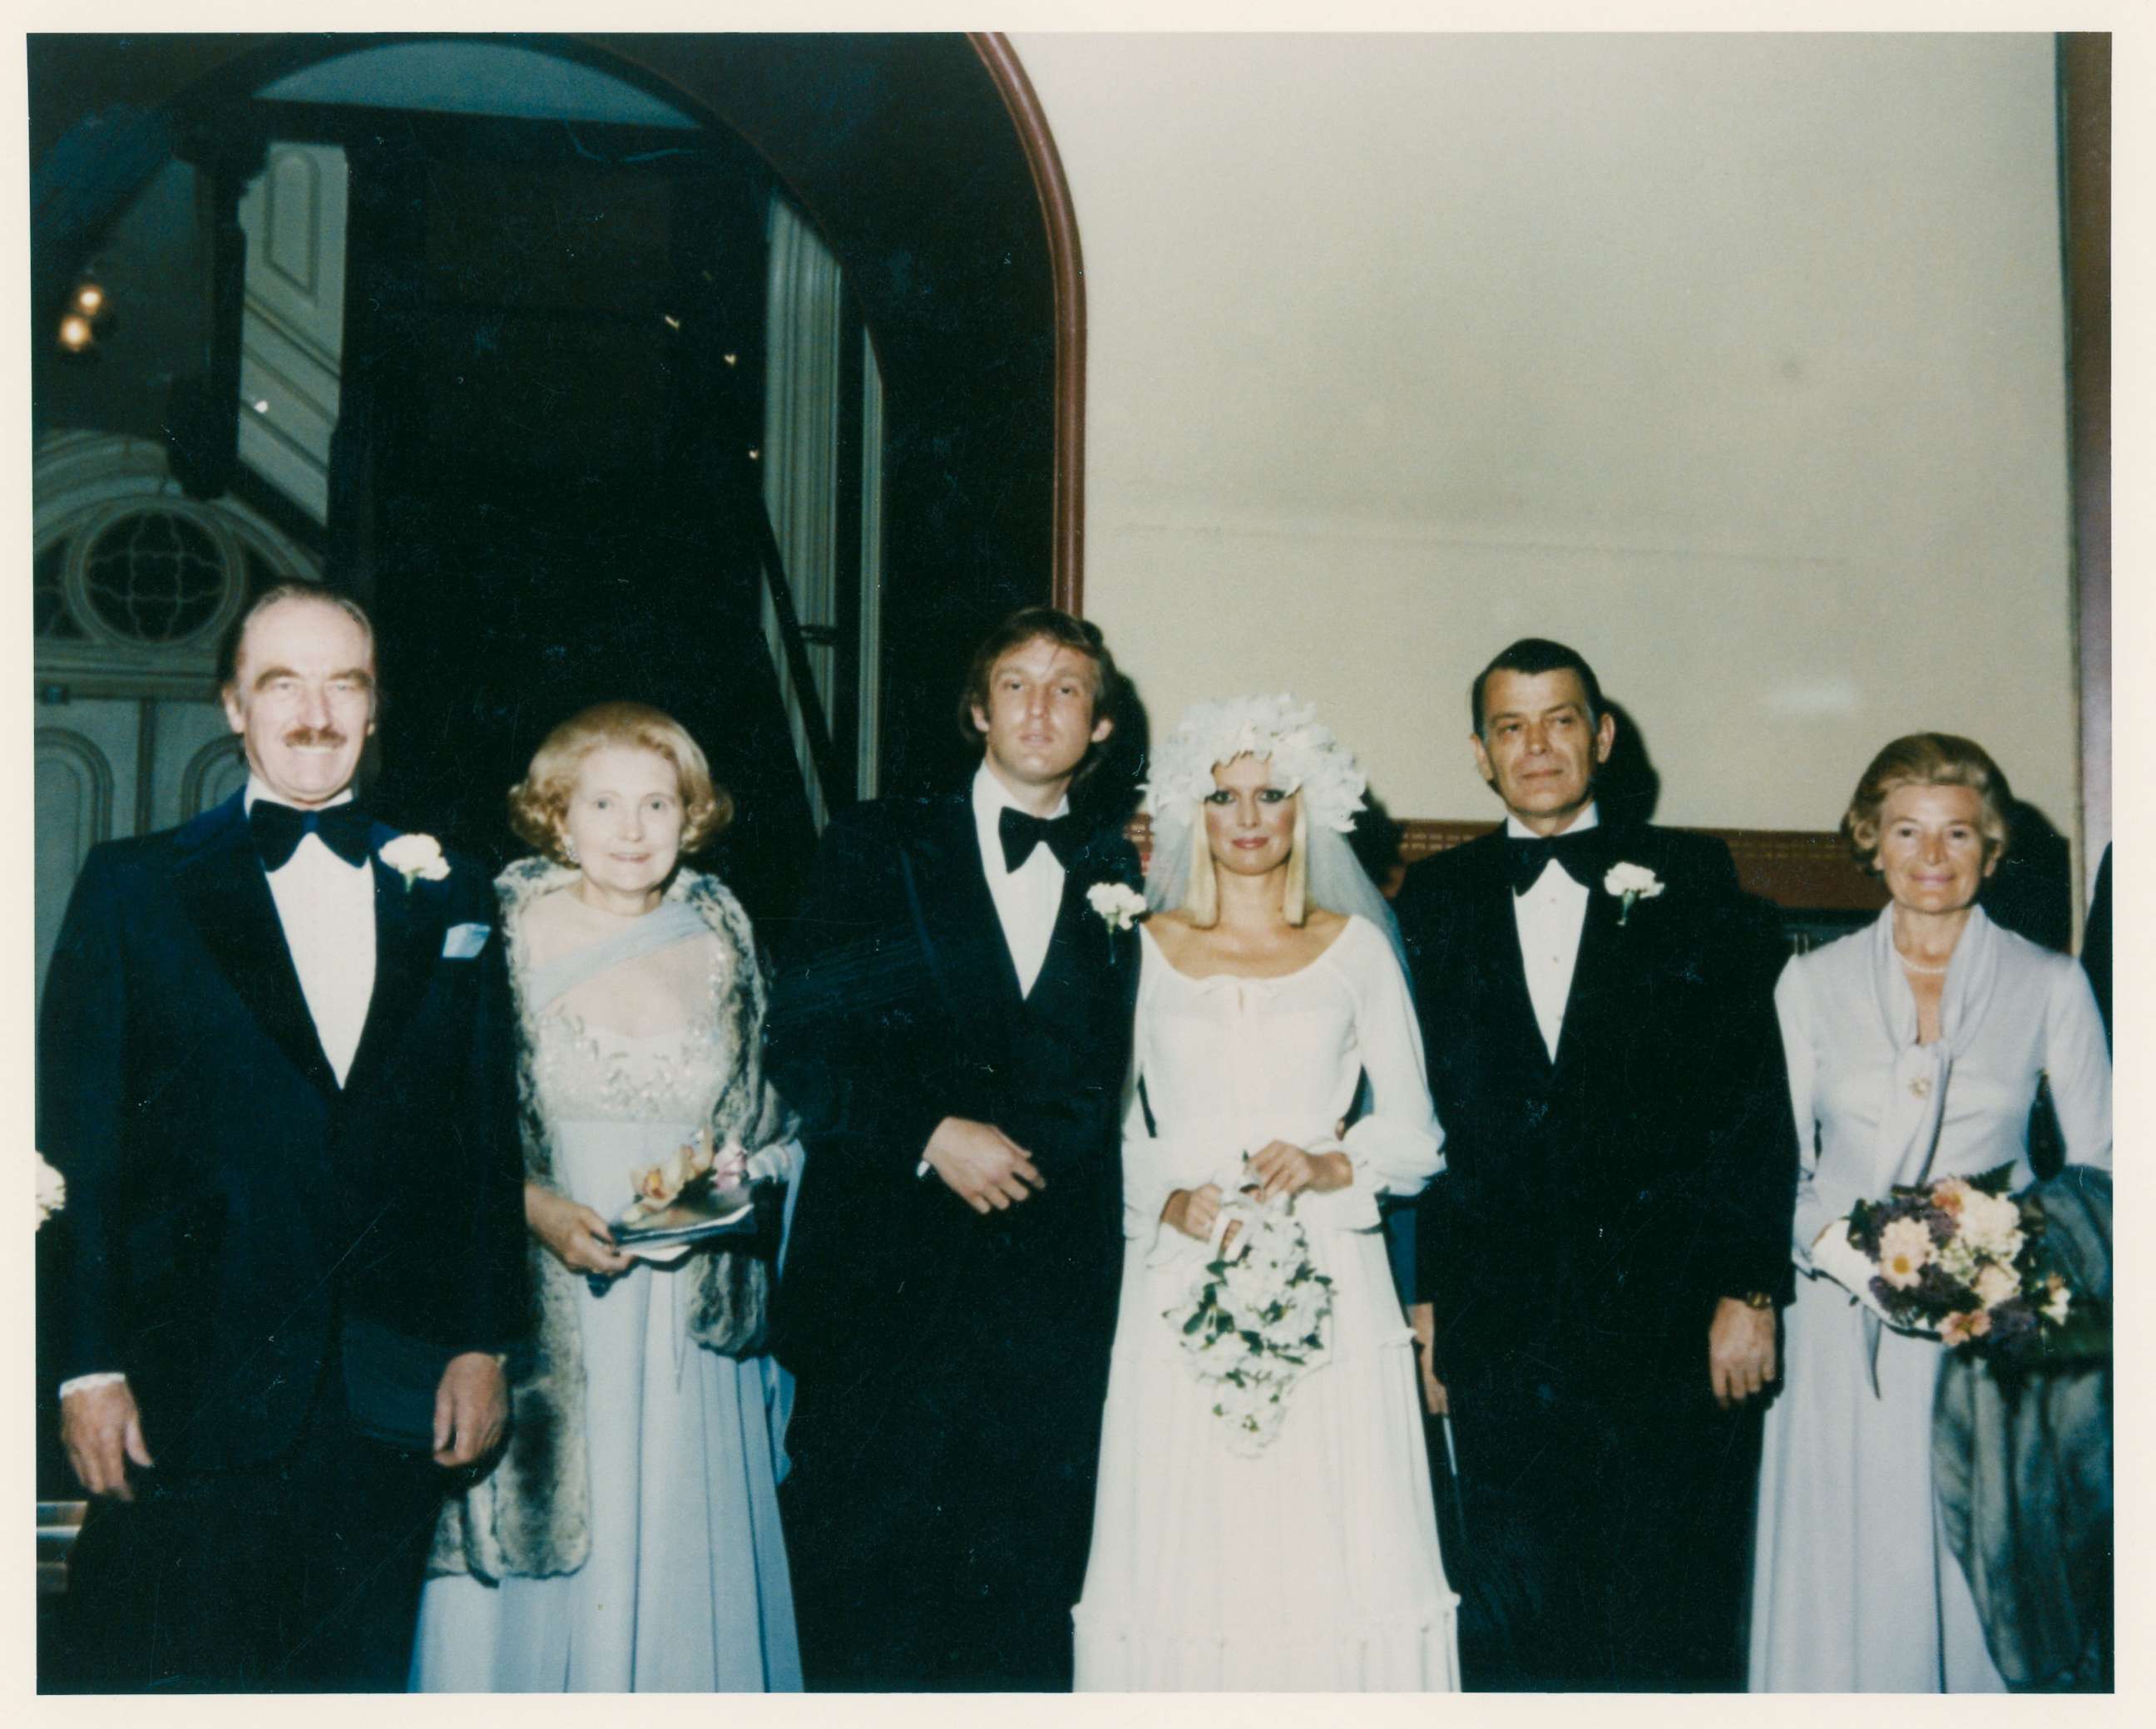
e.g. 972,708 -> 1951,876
235,142 -> 348,523
32,433 -> 316,997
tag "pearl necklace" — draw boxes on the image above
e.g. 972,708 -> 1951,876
1897,951 -> 1952,977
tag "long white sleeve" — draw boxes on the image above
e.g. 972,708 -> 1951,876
1778,957 -> 1832,1267
1298,924 -> 1444,1234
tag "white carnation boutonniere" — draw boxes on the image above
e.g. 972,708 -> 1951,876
379,832 -> 450,891
1088,882 -> 1147,963
1603,861 -> 1664,926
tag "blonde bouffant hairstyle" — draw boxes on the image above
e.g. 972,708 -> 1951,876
1840,732 -> 2011,872
508,702 -> 733,864
1181,773 -> 1311,929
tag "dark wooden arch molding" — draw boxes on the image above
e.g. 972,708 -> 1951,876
968,33 -> 1087,613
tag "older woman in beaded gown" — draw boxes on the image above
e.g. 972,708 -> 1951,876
413,704 -> 800,1692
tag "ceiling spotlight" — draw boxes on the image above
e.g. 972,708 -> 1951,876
663,313 -> 681,330
747,448 -> 760,462
73,282 -> 106,317
57,314 -> 94,353
722,353 -> 738,368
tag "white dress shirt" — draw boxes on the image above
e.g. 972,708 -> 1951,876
971,759 -> 1070,999
247,777 -> 377,1086
1509,803 -> 1600,1062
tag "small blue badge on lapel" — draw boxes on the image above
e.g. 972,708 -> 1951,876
443,921 -> 492,960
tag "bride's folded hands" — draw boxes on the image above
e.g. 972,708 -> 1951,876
1163,1182 -> 1226,1243
1247,1140 -> 1352,1202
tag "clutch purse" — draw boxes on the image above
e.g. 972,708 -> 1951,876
339,1316 -> 452,1453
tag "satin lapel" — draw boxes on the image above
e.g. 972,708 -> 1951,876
1465,836 -> 1552,1077
344,835 -> 445,1099
899,796 -> 1021,1056
1029,831 -> 1129,1009
174,797 -> 339,1098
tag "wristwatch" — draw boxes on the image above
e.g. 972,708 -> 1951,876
1736,1291 -> 1776,1312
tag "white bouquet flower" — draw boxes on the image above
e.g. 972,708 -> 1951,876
1163,1190 -> 1333,1455
36,1151 -> 66,1230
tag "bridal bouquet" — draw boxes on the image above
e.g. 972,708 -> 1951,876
1821,1164 -> 2103,1361
1164,1193 -> 1333,1455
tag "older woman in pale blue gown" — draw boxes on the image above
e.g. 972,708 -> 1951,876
413,704 -> 800,1692
1748,735 -> 2109,1692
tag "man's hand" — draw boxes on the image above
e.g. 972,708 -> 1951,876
1708,1297 -> 1778,1410
923,1117 -> 1043,1214
1407,1302 -> 1449,1416
433,1352 -> 508,1469
62,1379 -> 154,1500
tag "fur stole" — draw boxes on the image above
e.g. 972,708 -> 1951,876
426,859 -> 791,1582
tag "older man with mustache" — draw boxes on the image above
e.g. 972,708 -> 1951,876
41,584 -> 525,1691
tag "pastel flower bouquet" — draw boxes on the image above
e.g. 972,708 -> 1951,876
1164,1192 -> 1333,1455
1819,1164 -> 2107,1363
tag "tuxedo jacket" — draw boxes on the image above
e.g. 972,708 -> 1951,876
764,789 -> 1142,1396
37,792 -> 527,1472
1393,823 -> 1796,1400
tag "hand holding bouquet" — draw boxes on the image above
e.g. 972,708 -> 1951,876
1163,1188 -> 1333,1455
1814,1165 -> 2100,1360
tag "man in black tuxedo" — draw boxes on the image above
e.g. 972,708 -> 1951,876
1394,638 -> 1796,1691
767,607 -> 1140,1691
41,585 -> 525,1691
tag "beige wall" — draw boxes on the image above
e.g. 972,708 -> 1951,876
1016,32 -> 2079,843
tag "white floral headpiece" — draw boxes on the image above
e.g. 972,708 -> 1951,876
1141,694 -> 1368,837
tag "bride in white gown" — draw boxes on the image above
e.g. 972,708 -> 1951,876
1072,696 -> 1460,1692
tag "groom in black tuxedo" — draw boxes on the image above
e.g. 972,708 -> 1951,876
40,585 -> 525,1690
767,607 -> 1141,1691
1394,638 -> 1796,1691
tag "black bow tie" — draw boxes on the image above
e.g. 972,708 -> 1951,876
999,806 -> 1082,873
1503,827 -> 1602,895
250,799 -> 372,871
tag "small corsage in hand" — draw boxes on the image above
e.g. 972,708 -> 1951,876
622,1129 -> 748,1225
1813,1165 -> 2102,1361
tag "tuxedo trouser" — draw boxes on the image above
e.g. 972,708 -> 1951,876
1446,1376 -> 1762,1692
56,1368 -> 445,1692
782,1368 -> 1102,1692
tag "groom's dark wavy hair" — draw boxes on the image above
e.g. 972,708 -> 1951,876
1470,637 -> 1605,737
956,605 -> 1127,767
